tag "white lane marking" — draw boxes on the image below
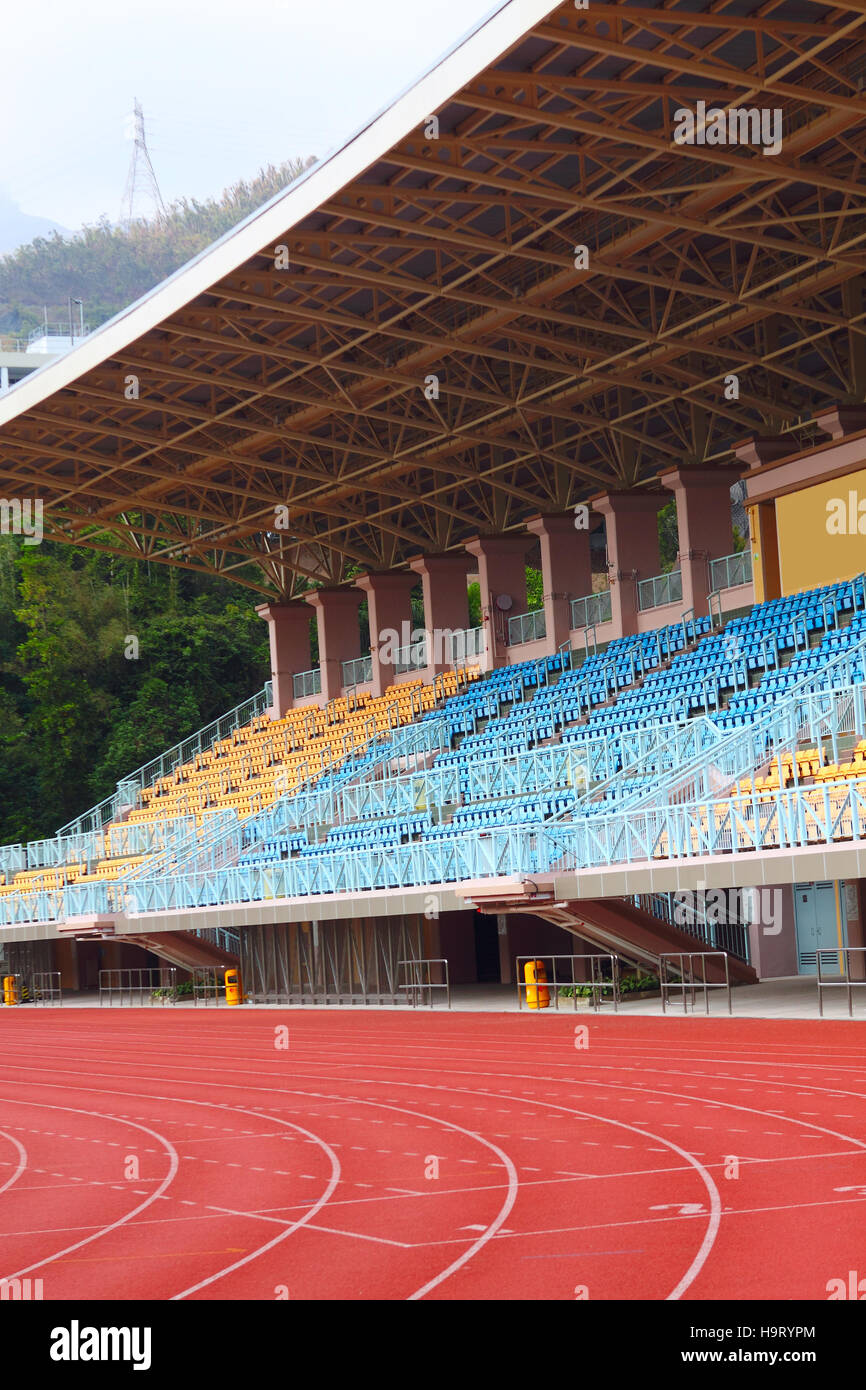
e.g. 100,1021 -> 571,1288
0,1102 -> 178,1283
0,1131 -> 28,1199
170,1109 -> 341,1301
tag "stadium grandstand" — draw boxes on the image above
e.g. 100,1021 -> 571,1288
1,0 -> 865,1012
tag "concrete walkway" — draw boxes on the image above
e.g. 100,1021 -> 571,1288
22,976 -> 866,1020
447,977 -> 865,1019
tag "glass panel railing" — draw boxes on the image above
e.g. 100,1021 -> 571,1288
507,609 -> 546,645
710,550 -> 753,592
447,626 -> 485,663
393,639 -> 428,674
292,667 -> 322,699
570,589 -> 612,629
637,570 -> 682,612
342,655 -> 372,687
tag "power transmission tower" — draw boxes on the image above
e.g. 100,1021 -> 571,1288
120,100 -> 167,225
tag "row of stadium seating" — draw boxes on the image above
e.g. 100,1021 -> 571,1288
1,578 -> 864,917
227,578 -> 866,877
0,674 -> 479,897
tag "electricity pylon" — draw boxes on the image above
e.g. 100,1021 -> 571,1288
120,100 -> 167,225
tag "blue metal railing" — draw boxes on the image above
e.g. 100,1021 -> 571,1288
112,771 -> 866,917
6,678 -> 866,927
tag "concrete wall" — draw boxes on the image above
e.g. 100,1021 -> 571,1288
748,883 -> 798,978
775,465 -> 866,594
438,909 -> 479,984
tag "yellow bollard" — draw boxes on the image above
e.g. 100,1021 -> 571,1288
225,968 -> 242,1006
3,975 -> 19,1007
524,959 -> 550,1010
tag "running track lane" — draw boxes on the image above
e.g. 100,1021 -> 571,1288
0,1010 -> 863,1300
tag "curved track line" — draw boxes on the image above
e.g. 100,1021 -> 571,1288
332,1093 -> 519,1303
5,1053 -> 866,1162
1,1048 -> 861,1299
0,1063 -> 706,1299
295,1081 -> 718,1301
0,1066 -> 516,1302
0,1086 -> 342,1302
168,1106 -> 340,1300
0,1099 -> 179,1283
460,1089 -> 722,1302
0,1131 -> 28,1198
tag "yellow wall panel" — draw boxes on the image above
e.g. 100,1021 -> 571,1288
775,467 -> 866,595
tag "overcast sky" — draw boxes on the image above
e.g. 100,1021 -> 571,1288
3,0 -> 500,232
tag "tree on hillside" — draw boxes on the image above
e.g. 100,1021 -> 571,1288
0,157 -> 315,337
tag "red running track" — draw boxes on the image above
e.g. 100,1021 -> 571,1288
0,1008 -> 864,1301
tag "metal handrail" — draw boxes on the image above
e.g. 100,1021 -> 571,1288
192,966 -> 229,1006
32,972 -> 62,1006
659,952 -> 731,1014
342,655 -> 373,687
55,683 -> 274,838
98,967 -> 178,1006
393,639 -> 427,673
516,953 -> 619,1012
448,627 -> 485,663
397,959 -> 451,1008
638,570 -> 683,612
817,946 -> 866,1017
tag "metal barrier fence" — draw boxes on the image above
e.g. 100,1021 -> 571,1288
817,946 -> 866,1017
508,609 -> 547,646
393,639 -> 428,673
709,550 -> 753,593
571,590 -> 612,630
192,966 -> 229,1006
397,959 -> 451,1009
292,667 -> 321,699
448,626 -> 485,663
32,972 -> 62,1006
660,952 -> 731,1014
516,953 -> 619,1012
638,569 -> 682,611
57,684 -> 273,837
342,655 -> 373,687
99,967 -> 178,1006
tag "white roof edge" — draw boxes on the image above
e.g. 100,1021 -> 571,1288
0,0 -> 559,427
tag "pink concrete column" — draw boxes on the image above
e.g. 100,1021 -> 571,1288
660,464 -> 743,616
591,491 -> 668,637
815,406 -> 866,441
526,513 -> 592,653
733,435 -> 794,470
304,588 -> 363,704
464,534 -> 531,668
255,602 -> 313,718
408,553 -> 472,673
354,571 -> 417,696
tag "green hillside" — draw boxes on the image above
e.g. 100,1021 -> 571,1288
0,157 -> 314,339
